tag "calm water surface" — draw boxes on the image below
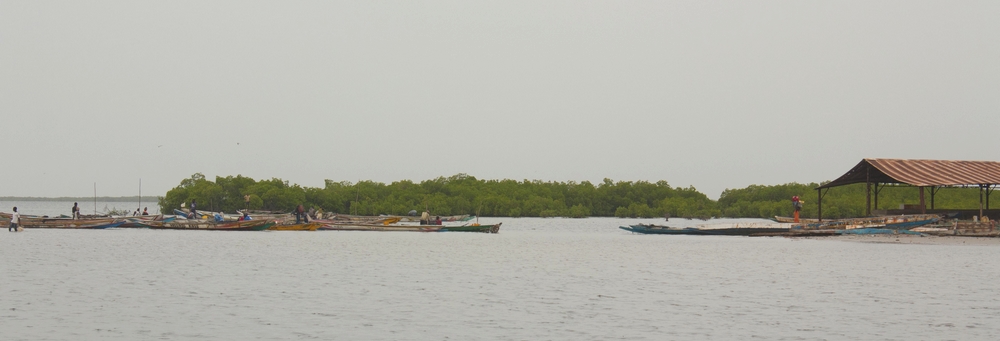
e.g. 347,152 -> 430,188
1,217 -> 998,340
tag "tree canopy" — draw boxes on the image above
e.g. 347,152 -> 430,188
158,173 -> 990,219
158,173 -> 718,218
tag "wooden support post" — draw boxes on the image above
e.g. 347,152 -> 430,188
987,185 -> 993,210
866,181 -> 872,216
919,186 -> 925,214
930,186 -> 937,210
874,183 -> 880,212
865,166 -> 871,216
980,185 -> 985,220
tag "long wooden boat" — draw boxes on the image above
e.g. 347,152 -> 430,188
28,218 -> 124,229
319,223 -> 443,232
142,219 -> 273,231
438,222 -> 502,233
118,215 -> 176,228
620,223 -> 790,236
269,222 -> 321,231
793,214 -> 941,230
620,224 -> 707,235
0,213 -> 123,229
321,221 -> 500,233
772,216 -> 820,223
327,214 -> 474,223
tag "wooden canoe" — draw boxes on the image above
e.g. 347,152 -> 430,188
772,216 -> 820,223
0,213 -> 123,229
320,222 -> 501,233
269,222 -> 321,231
620,223 -> 789,236
319,222 -> 442,232
792,214 -> 941,230
438,222 -> 502,233
143,219 -> 274,231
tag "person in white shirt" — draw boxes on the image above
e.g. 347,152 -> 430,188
9,207 -> 21,232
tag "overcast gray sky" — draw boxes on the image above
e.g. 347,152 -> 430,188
2,1 -> 998,199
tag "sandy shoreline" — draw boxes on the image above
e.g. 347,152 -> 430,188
791,234 -> 1000,245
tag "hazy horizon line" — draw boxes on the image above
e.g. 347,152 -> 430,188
0,196 -> 162,202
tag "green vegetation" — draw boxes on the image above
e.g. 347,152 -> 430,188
158,173 -> 719,218
717,182 -> 989,219
158,173 -> 992,219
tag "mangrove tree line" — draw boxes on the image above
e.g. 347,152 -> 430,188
158,173 -> 990,219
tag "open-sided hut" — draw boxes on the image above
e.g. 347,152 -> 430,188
816,159 -> 1000,221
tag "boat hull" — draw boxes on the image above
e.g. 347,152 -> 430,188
320,222 -> 501,233
621,224 -> 789,236
794,214 -> 941,230
619,225 -> 709,235
269,223 -> 321,231
14,218 -> 123,229
145,220 -> 274,231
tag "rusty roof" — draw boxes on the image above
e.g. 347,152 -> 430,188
817,158 -> 1000,189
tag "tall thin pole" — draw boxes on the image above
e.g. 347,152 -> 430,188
94,183 -> 97,215
980,184 -> 985,220
138,178 -> 142,213
865,167 -> 871,216
919,186 -> 925,214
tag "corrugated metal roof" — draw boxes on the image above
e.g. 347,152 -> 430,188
818,159 -> 1000,189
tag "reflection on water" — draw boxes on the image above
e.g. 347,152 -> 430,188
1,217 -> 998,340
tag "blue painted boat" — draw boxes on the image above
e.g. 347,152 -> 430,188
92,221 -> 126,229
619,224 -> 709,235
621,223 -> 791,236
836,228 -> 923,235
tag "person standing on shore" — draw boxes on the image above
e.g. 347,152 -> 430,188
190,199 -> 197,219
295,204 -> 307,224
9,207 -> 20,232
792,195 -> 803,223
72,202 -> 80,220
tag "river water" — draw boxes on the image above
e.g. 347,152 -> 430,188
1,213 -> 998,340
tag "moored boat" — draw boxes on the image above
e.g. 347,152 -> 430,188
620,223 -> 791,236
269,222 -> 321,231
328,213 -> 475,223
143,219 -> 274,231
320,222 -> 501,233
772,216 -> 820,223
118,214 -> 176,228
792,214 -> 941,230
0,213 -> 123,229
319,223 -> 442,232
438,222 -> 502,233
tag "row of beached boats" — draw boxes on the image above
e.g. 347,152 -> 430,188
0,211 -> 501,233
620,214 -> 944,236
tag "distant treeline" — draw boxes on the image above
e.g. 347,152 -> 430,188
157,173 -> 990,219
1,196 -> 148,202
